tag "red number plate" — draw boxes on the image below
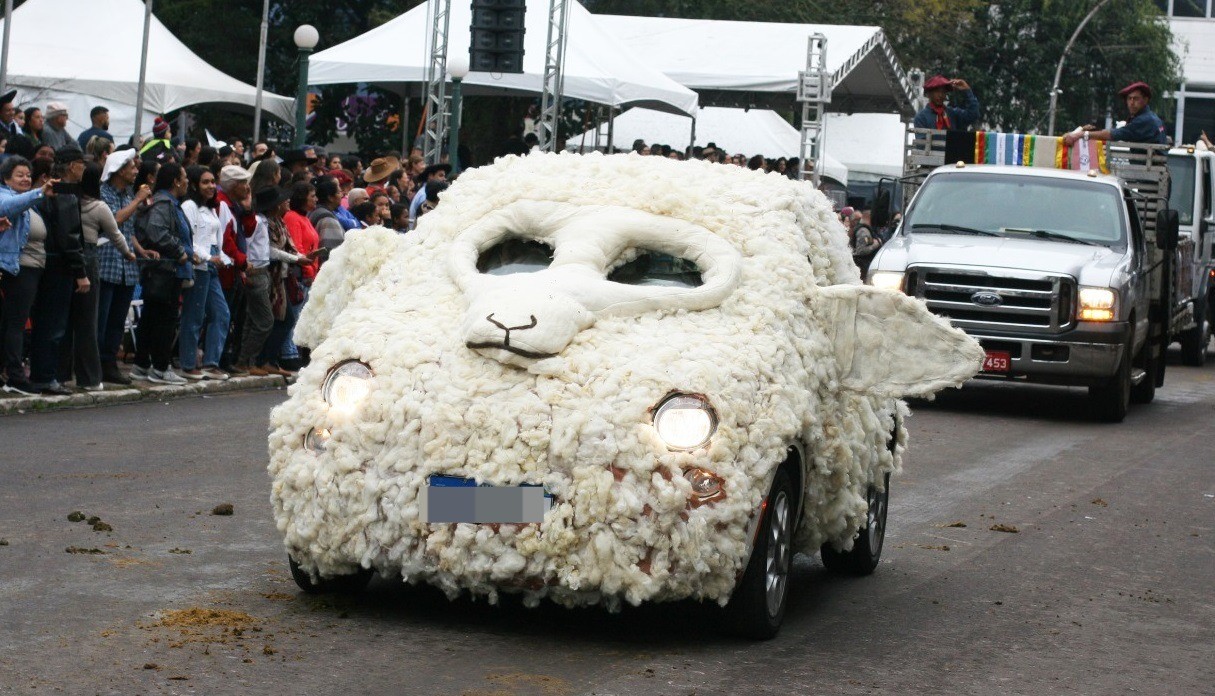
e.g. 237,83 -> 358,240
982,350 -> 1011,373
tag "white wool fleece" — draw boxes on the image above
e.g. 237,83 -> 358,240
270,152 -> 983,609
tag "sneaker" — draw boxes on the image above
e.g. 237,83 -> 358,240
82,383 -> 106,392
148,368 -> 188,385
38,382 -> 73,396
200,367 -> 230,381
101,363 -> 132,386
181,369 -> 207,381
129,364 -> 152,381
1,380 -> 37,396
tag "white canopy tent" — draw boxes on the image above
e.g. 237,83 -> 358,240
594,15 -> 915,116
568,106 -> 849,185
823,113 -> 907,179
0,0 -> 294,141
308,2 -> 698,116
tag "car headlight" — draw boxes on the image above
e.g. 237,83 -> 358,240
304,427 -> 331,453
869,271 -> 906,293
1078,287 -> 1117,322
653,393 -> 717,450
322,361 -> 373,415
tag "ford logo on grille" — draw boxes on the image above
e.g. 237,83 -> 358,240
971,291 -> 1003,306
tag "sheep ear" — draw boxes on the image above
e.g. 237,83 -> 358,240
815,284 -> 985,398
294,226 -> 402,349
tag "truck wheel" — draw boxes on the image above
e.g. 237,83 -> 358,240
1090,340 -> 1131,422
725,469 -> 793,640
821,472 -> 890,576
288,555 -> 373,594
1180,303 -> 1209,367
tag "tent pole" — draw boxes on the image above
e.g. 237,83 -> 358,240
688,113 -> 696,157
0,0 -> 13,95
133,0 -> 153,145
401,87 -> 410,155
251,0 -> 269,145
606,109 -> 615,154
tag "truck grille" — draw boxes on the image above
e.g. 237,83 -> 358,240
907,268 -> 1075,334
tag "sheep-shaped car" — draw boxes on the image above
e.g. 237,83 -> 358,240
269,152 -> 982,638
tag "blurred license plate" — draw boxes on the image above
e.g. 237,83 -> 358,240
982,350 -> 1011,373
423,475 -> 553,523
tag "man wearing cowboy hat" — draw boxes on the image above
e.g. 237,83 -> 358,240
1063,81 -> 1167,146
913,75 -> 981,131
282,147 -> 318,177
409,162 -> 451,220
362,155 -> 400,194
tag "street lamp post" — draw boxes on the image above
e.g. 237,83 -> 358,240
1047,0 -> 1112,136
447,55 -> 469,174
293,24 -> 319,148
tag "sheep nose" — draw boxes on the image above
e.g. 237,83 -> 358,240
484,313 -> 538,347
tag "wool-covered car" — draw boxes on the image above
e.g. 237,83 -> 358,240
268,152 -> 982,638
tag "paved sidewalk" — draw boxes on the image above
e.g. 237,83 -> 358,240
0,371 -> 290,415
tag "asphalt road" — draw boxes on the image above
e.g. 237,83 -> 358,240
1,360 -> 1212,696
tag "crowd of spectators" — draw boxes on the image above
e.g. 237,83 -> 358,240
0,92 -> 454,395
627,138 -> 804,179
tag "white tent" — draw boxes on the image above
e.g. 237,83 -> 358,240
308,3 -> 698,116
568,106 -> 849,185
595,15 -> 915,116
0,0 -> 294,140
823,113 -> 906,179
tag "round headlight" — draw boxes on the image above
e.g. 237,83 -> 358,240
304,427 -> 331,453
653,393 -> 717,450
322,361 -> 373,415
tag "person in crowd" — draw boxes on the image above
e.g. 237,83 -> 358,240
30,156 -> 53,187
23,107 -> 43,146
0,156 -> 56,395
182,138 -> 202,168
1,90 -> 23,138
85,136 -> 113,166
326,154 -> 342,171
409,163 -> 450,219
27,145 -> 89,395
390,203 -> 410,233
178,166 -> 232,381
248,158 -> 281,193
197,146 -> 218,170
1063,81 -> 1168,146
362,156 -> 398,194
350,201 -> 379,227
847,209 -> 881,276
523,133 -> 540,153
40,103 -> 73,151
228,137 -> 246,163
214,145 -> 237,170
97,148 -> 154,386
234,186 -> 311,376
282,147 -> 317,178
785,157 -> 800,179
913,75 -> 980,131
63,162 -> 136,391
309,176 -> 346,251
279,181 -> 321,371
747,155 -> 765,171
631,139 -> 649,155
405,154 -> 425,179
371,191 -> 392,225
76,106 -> 113,149
775,157 -> 788,176
331,171 -> 359,230
33,144 -> 54,162
131,162 -> 190,385
417,181 -> 448,218
340,155 -> 364,182
140,117 -> 176,163
215,165 -> 252,373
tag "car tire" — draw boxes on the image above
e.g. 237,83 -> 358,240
1179,300 -> 1209,367
288,555 -> 374,594
821,471 -> 890,576
1130,338 -> 1157,405
1090,339 -> 1131,423
725,468 -> 794,640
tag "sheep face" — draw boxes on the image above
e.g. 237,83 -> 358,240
269,153 -> 983,609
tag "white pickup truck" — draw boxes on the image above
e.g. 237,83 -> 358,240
868,129 -> 1202,422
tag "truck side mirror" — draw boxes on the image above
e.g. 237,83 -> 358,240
1156,209 -> 1180,252
872,190 -> 891,229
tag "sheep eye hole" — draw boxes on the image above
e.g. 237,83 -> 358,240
607,251 -> 703,288
477,238 -> 554,275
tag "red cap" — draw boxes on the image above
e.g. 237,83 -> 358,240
1118,81 -> 1152,100
923,74 -> 953,94
329,169 -> 352,186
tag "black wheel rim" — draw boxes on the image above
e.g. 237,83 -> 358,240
765,490 -> 791,617
865,482 -> 888,557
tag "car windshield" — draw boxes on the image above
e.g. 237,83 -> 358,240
905,172 -> 1127,248
1167,155 -> 1195,226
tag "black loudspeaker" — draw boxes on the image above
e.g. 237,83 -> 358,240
468,0 -> 526,74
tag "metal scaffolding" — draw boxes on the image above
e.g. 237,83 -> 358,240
538,0 -> 570,152
422,0 -> 453,164
797,33 -> 829,187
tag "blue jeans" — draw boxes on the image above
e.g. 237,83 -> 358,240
179,267 -> 230,370
279,284 -> 308,360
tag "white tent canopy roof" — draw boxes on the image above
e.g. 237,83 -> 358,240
308,2 -> 698,115
823,113 -> 906,179
595,15 -> 915,116
0,0 -> 295,138
568,106 -> 848,185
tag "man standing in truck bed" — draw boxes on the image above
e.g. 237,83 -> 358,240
1063,82 -> 1168,146
913,75 -> 981,131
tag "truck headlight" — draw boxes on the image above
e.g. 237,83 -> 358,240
322,361 -> 373,415
869,271 -> 906,293
1078,287 -> 1117,322
653,394 -> 717,450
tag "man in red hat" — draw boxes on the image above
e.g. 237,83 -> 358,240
1063,81 -> 1167,146
913,75 -> 980,131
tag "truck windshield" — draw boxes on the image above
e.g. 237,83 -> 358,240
906,172 -> 1127,247
1167,155 -> 1195,226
